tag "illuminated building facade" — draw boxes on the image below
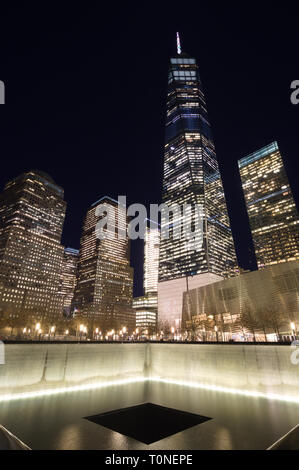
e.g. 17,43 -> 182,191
239,142 -> 299,268
0,170 -> 66,324
158,35 -> 237,327
182,260 -> 299,341
133,224 -> 160,331
144,225 -> 160,295
72,196 -> 134,331
133,294 -> 157,331
60,247 -> 79,317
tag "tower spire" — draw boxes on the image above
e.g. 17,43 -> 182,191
176,32 -> 182,55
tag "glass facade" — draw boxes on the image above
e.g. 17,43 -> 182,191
0,170 -> 66,324
159,51 -> 237,283
133,224 -> 160,330
72,196 -> 134,331
144,226 -> 160,295
239,142 -> 299,267
182,260 -> 299,340
133,294 -> 157,330
60,247 -> 79,317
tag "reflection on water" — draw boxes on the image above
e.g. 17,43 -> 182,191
1,381 -> 299,450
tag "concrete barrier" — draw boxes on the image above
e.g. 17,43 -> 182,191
0,342 -> 299,400
149,344 -> 299,392
0,343 -> 146,395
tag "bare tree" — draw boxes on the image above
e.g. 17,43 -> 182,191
258,305 -> 285,341
241,305 -> 259,342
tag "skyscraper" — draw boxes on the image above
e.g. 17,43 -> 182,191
72,196 -> 134,331
158,34 -> 237,328
0,170 -> 66,325
239,141 -> 299,267
144,225 -> 160,295
60,247 -> 79,317
133,223 -> 160,332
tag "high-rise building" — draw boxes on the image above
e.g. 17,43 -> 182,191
72,196 -> 134,331
133,294 -> 158,332
0,170 -> 66,325
238,141 -> 299,268
144,225 -> 160,295
133,223 -> 160,331
158,35 -> 237,328
60,247 -> 79,317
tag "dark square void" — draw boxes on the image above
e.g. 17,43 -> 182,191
85,402 -> 211,444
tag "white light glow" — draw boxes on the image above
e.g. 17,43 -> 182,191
2,376 -> 299,405
150,377 -> 299,404
0,377 -> 145,403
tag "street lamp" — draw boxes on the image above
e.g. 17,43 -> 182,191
291,322 -> 296,339
214,325 -> 219,342
171,326 -> 175,340
79,324 -> 84,341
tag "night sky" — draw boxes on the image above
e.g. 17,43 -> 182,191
0,4 -> 298,296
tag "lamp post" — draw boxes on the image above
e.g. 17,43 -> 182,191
79,324 -> 84,341
171,326 -> 175,341
291,322 -> 296,340
122,326 -> 127,340
49,325 -> 55,341
35,322 -> 41,339
214,325 -> 219,342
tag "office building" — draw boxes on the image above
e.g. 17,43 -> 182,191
60,247 -> 79,317
158,34 -> 237,328
72,196 -> 134,331
239,142 -> 299,267
133,224 -> 160,331
0,170 -> 66,325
